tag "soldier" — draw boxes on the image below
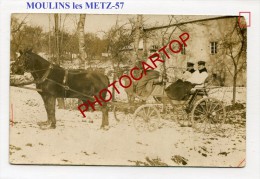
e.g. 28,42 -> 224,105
182,62 -> 196,81
165,61 -> 208,100
186,60 -> 208,85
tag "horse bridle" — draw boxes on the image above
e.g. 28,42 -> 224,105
15,52 -> 54,86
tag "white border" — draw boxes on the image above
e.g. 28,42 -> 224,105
1,0 -> 260,179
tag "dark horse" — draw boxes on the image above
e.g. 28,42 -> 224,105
11,49 -> 109,129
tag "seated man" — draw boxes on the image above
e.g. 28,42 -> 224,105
182,62 -> 196,81
186,60 -> 208,86
129,51 -> 162,100
165,60 -> 208,100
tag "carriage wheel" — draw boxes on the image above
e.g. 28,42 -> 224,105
133,104 -> 161,132
191,97 -> 226,133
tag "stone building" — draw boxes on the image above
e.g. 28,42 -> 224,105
122,16 -> 247,86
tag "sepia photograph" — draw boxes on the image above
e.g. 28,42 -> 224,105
9,14 -> 246,167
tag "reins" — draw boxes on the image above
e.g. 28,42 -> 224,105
46,78 -> 94,98
13,63 -> 54,90
13,62 -> 94,99
16,86 -> 43,92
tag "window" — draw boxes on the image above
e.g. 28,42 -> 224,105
210,42 -> 217,54
151,45 -> 158,50
181,44 -> 186,55
149,45 -> 159,53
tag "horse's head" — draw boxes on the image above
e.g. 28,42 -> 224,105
11,49 -> 33,75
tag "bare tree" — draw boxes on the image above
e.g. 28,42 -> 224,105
11,16 -> 27,60
60,14 -> 68,58
11,16 -> 44,60
133,15 -> 142,60
78,14 -> 86,65
102,20 -> 134,101
220,18 -> 247,104
48,15 -> 52,58
11,15 -> 28,34
104,24 -> 134,68
144,16 -> 190,77
54,14 -> 61,65
54,14 -> 66,109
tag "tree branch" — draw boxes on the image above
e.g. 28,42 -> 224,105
11,15 -> 28,33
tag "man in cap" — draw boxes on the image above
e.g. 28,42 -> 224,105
182,62 -> 196,81
186,60 -> 208,85
165,61 -> 208,101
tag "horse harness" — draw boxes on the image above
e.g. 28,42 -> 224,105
14,64 -> 94,99
12,64 -> 54,92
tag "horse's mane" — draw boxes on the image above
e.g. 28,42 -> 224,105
27,52 -> 48,65
26,51 -> 62,70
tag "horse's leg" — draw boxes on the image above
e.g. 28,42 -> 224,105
45,95 -> 57,129
38,94 -> 56,129
37,93 -> 52,126
100,103 -> 109,129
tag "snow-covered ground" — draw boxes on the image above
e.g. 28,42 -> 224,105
9,86 -> 246,167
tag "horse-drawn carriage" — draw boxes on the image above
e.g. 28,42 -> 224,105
112,72 -> 226,134
11,49 -> 226,132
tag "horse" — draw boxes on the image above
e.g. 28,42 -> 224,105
11,49 -> 110,130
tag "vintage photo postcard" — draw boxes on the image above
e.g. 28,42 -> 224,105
9,14 -> 246,167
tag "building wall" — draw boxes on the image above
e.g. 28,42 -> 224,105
143,17 -> 246,86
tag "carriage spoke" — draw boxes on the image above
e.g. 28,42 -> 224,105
134,105 -> 160,132
208,99 -> 214,113
205,99 -> 209,112
142,108 -> 148,120
192,97 -> 226,133
212,107 -> 224,114
146,107 -> 160,131
148,107 -> 157,118
210,103 -> 221,112
148,109 -> 156,118
147,106 -> 151,116
198,103 -> 207,114
193,115 -> 203,118
209,116 -> 219,131
194,108 -> 204,115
